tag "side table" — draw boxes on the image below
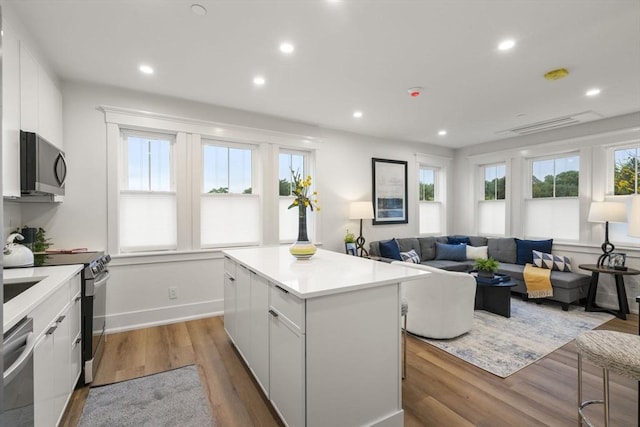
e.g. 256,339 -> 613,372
578,264 -> 639,320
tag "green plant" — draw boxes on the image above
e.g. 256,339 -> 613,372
15,226 -> 53,253
344,229 -> 356,243
474,257 -> 499,273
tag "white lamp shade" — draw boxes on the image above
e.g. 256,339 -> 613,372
349,201 -> 374,220
628,196 -> 640,237
587,201 -> 627,223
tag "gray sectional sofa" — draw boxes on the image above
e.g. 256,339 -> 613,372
369,236 -> 591,311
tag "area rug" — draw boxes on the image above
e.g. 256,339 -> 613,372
78,365 -> 213,426
416,298 -> 614,378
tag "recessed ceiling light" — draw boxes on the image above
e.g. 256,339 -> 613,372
498,39 -> 516,51
253,76 -> 266,86
586,88 -> 601,97
191,4 -> 207,15
279,42 -> 295,54
139,64 -> 154,75
438,130 -> 447,136
353,111 -> 363,118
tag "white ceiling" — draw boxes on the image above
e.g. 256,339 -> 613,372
9,0 -> 640,148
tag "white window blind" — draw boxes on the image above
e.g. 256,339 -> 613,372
419,202 -> 441,234
478,200 -> 506,236
524,198 -> 579,240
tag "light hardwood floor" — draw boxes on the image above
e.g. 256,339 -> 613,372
61,310 -> 638,427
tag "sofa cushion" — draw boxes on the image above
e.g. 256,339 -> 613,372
487,238 -> 517,264
532,250 -> 572,272
422,259 -> 474,272
515,238 -> 553,265
466,245 -> 488,260
379,239 -> 402,260
395,238 -> 421,255
418,237 -> 437,260
435,242 -> 467,261
469,236 -> 488,247
448,235 -> 470,245
400,249 -> 421,263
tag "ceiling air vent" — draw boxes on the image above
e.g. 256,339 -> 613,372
497,111 -> 603,136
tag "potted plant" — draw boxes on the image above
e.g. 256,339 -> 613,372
474,257 -> 499,278
344,229 -> 357,255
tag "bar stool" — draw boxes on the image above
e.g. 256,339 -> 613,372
575,330 -> 640,426
401,298 -> 408,379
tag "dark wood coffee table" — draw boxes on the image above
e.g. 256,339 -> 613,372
471,273 -> 516,318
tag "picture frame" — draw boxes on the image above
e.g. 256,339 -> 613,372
372,158 -> 408,225
345,242 -> 357,256
608,252 -> 626,269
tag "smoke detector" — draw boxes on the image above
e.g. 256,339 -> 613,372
408,87 -> 423,97
544,68 -> 569,81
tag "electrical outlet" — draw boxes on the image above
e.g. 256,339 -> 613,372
168,287 -> 178,299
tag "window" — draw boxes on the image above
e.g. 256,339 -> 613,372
279,150 -> 314,242
478,164 -> 506,236
201,140 -> 259,247
525,154 -> 580,240
532,155 -> 579,198
119,130 -> 176,252
418,166 -> 441,234
613,145 -> 639,195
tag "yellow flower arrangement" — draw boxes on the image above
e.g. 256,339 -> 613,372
288,169 -> 320,213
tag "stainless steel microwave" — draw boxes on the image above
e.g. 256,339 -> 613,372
20,130 -> 67,196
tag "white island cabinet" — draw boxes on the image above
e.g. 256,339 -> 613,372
223,247 -> 427,427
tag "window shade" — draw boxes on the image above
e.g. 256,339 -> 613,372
120,192 -> 177,251
201,194 -> 260,246
419,202 -> 441,234
524,198 -> 579,240
478,200 -> 505,236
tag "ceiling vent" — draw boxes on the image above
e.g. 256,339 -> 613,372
497,111 -> 603,136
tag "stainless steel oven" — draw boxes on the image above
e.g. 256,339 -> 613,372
35,251 -> 111,385
2,317 -> 35,427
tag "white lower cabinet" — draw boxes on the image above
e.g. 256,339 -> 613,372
269,311 -> 305,427
249,273 -> 269,394
31,273 -> 81,427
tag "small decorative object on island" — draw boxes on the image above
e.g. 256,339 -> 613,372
288,169 -> 320,259
474,257 -> 500,278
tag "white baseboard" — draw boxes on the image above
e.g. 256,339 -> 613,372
105,299 -> 224,333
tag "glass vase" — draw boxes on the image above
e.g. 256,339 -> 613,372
289,204 -> 316,259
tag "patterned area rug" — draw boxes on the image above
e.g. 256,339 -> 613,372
79,365 -> 213,426
417,298 -> 614,378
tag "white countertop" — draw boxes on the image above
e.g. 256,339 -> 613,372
223,246 -> 428,298
4,264 -> 83,331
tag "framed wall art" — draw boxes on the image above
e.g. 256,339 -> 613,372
372,158 -> 408,225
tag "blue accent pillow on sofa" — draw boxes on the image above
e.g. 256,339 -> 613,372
448,235 -> 470,245
515,238 -> 553,265
435,242 -> 467,261
379,238 -> 402,260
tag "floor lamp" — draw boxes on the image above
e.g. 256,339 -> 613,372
349,201 -> 374,257
588,201 -> 627,267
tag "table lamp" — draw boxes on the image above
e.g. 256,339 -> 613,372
588,201 -> 627,267
349,201 -> 374,257
628,195 -> 640,238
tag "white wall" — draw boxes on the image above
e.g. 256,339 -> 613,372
35,81 -> 452,332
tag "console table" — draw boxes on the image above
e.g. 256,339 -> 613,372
222,247 -> 427,427
578,264 -> 639,320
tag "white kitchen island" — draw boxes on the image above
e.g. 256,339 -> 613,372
222,246 -> 428,427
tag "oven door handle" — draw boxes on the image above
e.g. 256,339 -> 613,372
3,332 -> 35,385
86,270 -> 110,296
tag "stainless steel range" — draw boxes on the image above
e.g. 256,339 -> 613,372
36,251 -> 111,384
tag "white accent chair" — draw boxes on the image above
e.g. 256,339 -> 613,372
391,261 -> 476,339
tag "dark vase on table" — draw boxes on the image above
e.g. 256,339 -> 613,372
289,204 -> 316,259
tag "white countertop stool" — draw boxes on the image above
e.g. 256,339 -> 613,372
575,330 -> 640,426
401,298 -> 408,379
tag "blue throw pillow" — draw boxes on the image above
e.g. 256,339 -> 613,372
379,238 -> 402,261
448,235 -> 470,245
435,242 -> 467,261
515,238 -> 553,265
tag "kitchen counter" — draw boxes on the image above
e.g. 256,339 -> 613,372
3,264 -> 83,331
223,246 -> 427,298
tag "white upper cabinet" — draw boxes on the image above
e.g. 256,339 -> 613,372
19,42 -> 63,149
2,24 -> 22,197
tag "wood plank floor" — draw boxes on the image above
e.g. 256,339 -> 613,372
61,311 -> 638,427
